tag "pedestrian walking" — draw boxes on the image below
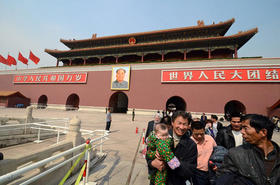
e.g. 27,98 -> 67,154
201,113 -> 207,125
132,109 -> 135,121
105,108 -> 112,131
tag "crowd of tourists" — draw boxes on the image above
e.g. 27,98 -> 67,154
144,110 -> 280,185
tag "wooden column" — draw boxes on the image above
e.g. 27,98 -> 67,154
161,52 -> 164,62
99,57 -> 101,64
184,50 -> 187,60
56,59 -> 59,67
234,47 -> 238,58
83,58 -> 86,65
141,54 -> 144,62
208,49 -> 211,59
69,59 -> 72,66
116,56 -> 118,63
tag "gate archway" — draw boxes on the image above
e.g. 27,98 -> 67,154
224,100 -> 246,120
37,95 -> 48,109
166,96 -> 186,111
109,92 -> 128,113
66,93 -> 80,110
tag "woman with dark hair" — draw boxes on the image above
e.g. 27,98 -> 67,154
205,119 -> 215,138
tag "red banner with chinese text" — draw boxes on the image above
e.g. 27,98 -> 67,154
13,73 -> 87,84
161,67 -> 280,83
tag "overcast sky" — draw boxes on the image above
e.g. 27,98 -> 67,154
0,0 -> 279,70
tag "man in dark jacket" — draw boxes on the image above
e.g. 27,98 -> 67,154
217,114 -> 280,185
146,111 -> 197,185
145,113 -> 162,140
215,114 -> 243,149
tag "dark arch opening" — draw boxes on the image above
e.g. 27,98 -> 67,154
224,100 -> 246,120
166,96 -> 186,112
109,92 -> 128,113
37,95 -> 48,109
66,93 -> 80,111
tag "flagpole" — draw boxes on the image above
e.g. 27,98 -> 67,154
7,52 -> 9,71
26,51 -> 28,69
7,52 -> 10,71
7,52 -> 11,70
15,51 -> 17,71
17,50 -> 19,70
27,51 -> 29,69
28,49 -> 30,69
17,50 -> 20,70
5,53 -> 7,70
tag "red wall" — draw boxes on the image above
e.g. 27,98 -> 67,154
0,67 -> 279,115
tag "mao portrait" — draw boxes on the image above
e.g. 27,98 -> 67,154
111,66 -> 130,90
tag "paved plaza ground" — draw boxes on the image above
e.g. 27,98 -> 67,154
0,107 -> 280,185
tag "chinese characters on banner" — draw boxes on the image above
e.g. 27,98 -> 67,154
13,73 -> 87,84
161,68 -> 280,83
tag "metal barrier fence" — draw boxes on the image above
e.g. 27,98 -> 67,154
0,130 -> 109,185
0,119 -> 101,144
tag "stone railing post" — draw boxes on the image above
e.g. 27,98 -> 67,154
66,116 -> 83,173
26,106 -> 33,123
66,116 -> 82,147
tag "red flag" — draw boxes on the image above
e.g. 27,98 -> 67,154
29,51 -> 40,64
0,54 -> 11,66
18,52 -> 28,65
7,55 -> 17,65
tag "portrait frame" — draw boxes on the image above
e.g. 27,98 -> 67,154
111,65 -> 131,90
